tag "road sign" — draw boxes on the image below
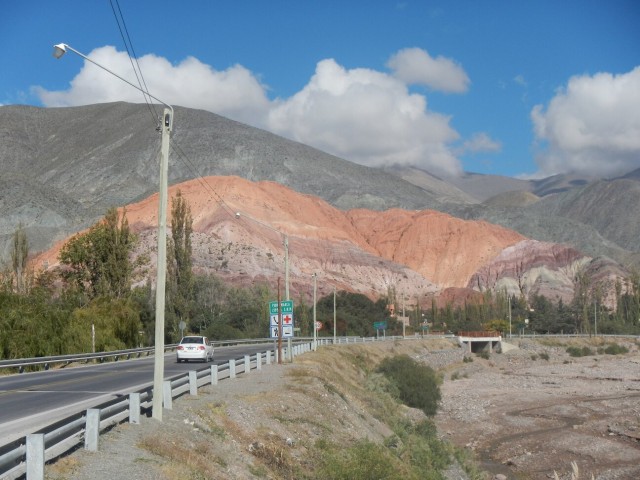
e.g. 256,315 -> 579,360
270,313 -> 295,327
271,325 -> 294,338
373,321 -> 387,330
269,300 -> 293,315
269,300 -> 294,338
315,321 -> 323,330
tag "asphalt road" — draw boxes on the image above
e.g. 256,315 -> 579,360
0,343 -> 274,446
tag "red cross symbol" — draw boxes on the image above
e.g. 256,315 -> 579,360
283,314 -> 292,325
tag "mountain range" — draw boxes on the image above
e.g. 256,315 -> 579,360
2,102 -> 637,305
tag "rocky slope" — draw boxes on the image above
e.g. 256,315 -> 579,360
34,176 -> 624,306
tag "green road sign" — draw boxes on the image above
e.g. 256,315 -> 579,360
269,300 -> 293,315
373,321 -> 387,330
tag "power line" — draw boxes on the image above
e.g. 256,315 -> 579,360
109,0 -> 159,127
106,0 -> 238,223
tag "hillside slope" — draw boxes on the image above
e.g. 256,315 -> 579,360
34,176 -> 617,305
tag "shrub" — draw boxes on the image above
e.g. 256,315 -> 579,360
604,343 -> 628,355
463,356 -> 473,363
539,352 -> 550,361
476,351 -> 490,360
376,355 -> 442,416
317,440 -> 405,480
566,346 -> 594,357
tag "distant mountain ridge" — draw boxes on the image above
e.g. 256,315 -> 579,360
2,102 -> 639,277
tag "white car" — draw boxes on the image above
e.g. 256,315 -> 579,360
176,336 -> 214,363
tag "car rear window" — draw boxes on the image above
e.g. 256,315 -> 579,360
182,337 -> 203,344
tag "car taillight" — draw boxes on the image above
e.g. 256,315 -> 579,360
197,345 -> 205,350
177,346 -> 184,350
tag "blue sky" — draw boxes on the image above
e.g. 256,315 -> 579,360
2,1 -> 639,179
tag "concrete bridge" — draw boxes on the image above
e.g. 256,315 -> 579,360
457,331 -> 503,353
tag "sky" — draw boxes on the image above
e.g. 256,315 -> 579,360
2,1 -> 639,179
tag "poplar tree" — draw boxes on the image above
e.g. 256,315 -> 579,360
168,190 -> 194,333
11,223 -> 29,294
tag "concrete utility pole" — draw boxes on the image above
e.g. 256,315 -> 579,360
312,273 -> 317,351
53,43 -> 172,421
333,287 -> 337,343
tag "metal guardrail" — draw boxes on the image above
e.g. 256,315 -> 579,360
0,337 -> 371,373
0,336 -> 395,478
0,346 -> 175,373
0,345 -> 292,480
0,338 -> 299,373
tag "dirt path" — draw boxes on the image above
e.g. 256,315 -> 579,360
434,338 -> 640,480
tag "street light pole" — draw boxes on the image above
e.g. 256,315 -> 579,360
53,43 -> 172,421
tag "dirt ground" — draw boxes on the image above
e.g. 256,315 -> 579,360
434,337 -> 640,480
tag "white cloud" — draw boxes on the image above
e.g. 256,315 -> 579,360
514,74 -> 527,87
35,46 -> 464,177
531,66 -> 640,177
387,47 -> 470,93
461,132 -> 502,154
36,46 -> 271,126
267,59 -> 461,175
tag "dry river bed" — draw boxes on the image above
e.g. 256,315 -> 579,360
433,338 -> 640,480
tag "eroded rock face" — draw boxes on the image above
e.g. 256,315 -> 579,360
33,176 -> 626,305
466,240 -> 627,306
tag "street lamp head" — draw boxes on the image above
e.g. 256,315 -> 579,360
235,212 -> 241,219
52,43 -> 67,59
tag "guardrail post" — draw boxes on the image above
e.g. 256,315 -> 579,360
256,352 -> 262,370
210,364 -> 218,385
163,380 -> 173,410
274,349 -> 279,364
189,371 -> 198,396
244,355 -> 250,374
266,350 -> 271,364
26,433 -> 45,480
85,408 -> 100,452
229,359 -> 236,379
129,393 -> 141,424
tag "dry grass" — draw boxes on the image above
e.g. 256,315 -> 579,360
553,461 -> 595,480
46,456 -> 82,479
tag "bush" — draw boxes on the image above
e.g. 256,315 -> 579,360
376,355 -> 441,416
317,440 -> 405,480
476,350 -> 490,360
604,343 -> 629,355
566,346 -> 594,357
539,352 -> 550,361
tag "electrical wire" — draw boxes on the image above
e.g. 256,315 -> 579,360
109,0 -> 159,127
106,0 -> 240,223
